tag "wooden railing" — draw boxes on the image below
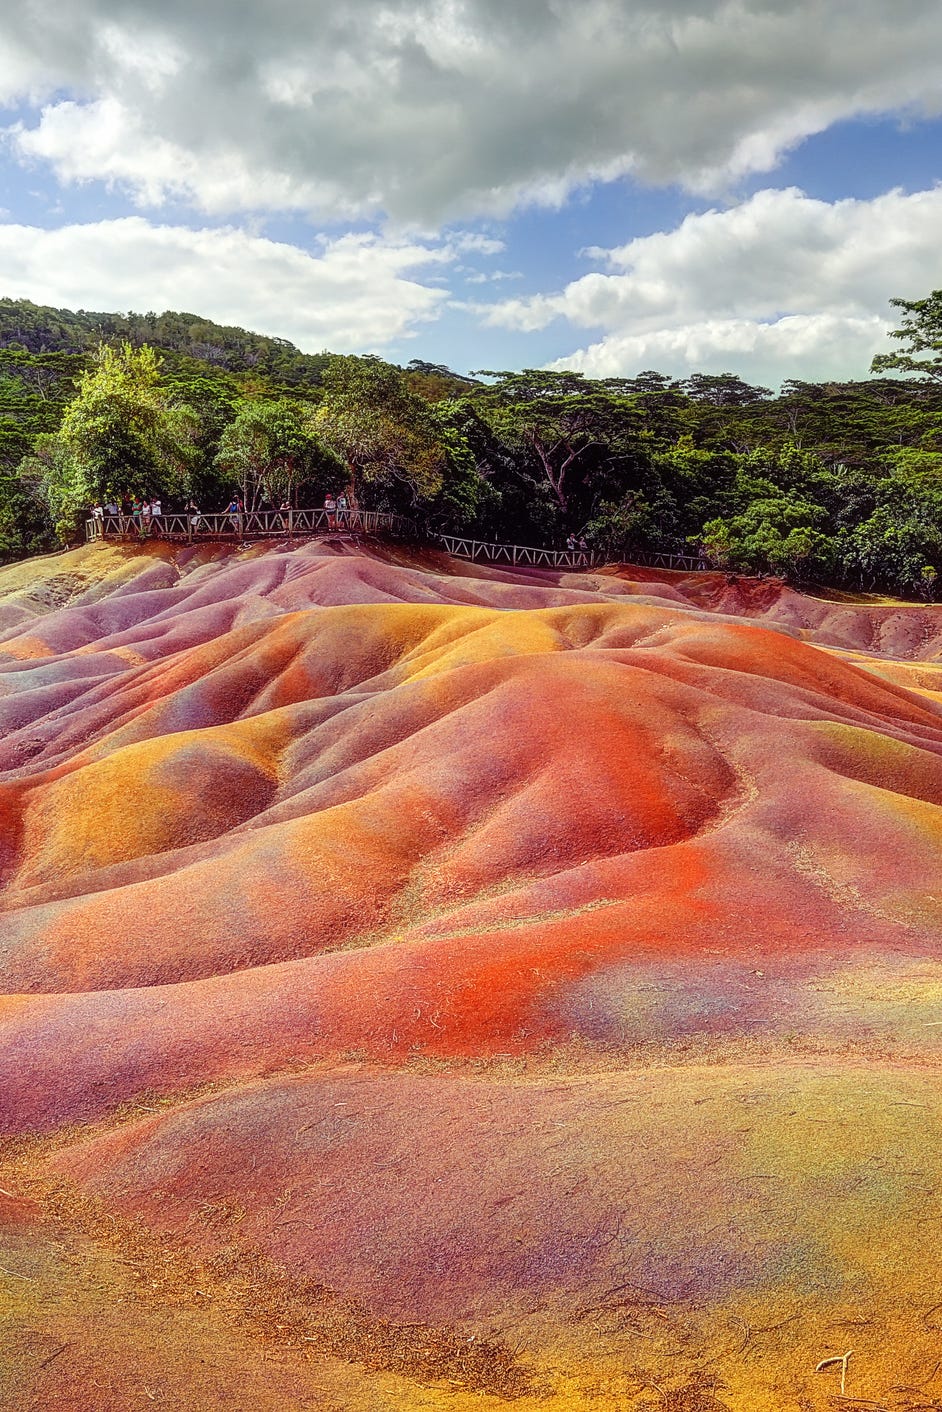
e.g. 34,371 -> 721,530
432,535 -> 709,573
624,548 -> 710,572
432,534 -> 605,570
84,509 -> 711,574
85,507 -> 411,543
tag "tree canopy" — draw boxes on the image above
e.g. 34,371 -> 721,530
313,356 -> 447,504
2,293 -> 942,599
214,399 -> 342,509
20,343 -> 198,538
871,291 -> 942,382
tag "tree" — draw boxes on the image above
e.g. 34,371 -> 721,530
699,497 -> 834,580
585,490 -> 668,558
872,291 -> 942,381
313,356 -> 446,504
838,454 -> 942,592
0,464 -> 50,564
403,359 -> 479,403
843,501 -> 942,592
421,400 -> 502,532
681,372 -> 772,406
214,398 -> 341,509
19,342 -> 198,538
470,370 -> 640,519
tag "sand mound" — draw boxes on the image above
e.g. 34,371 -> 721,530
2,540 -> 942,1409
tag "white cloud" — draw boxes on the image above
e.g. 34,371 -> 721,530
481,186 -> 942,383
9,99 -> 361,218
0,219 -> 455,351
464,269 -> 523,285
2,2 -> 942,222
548,314 -> 893,388
451,233 -> 506,256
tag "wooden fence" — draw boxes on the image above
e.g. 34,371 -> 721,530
624,548 -> 710,572
432,534 -> 604,570
85,507 -> 411,543
84,510 -> 710,574
432,535 -> 709,573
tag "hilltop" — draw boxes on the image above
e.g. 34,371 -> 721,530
0,296 -> 334,383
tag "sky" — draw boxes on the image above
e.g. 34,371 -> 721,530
0,0 -> 941,388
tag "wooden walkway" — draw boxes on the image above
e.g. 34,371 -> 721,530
85,508 -> 411,543
624,548 -> 710,572
433,534 -> 708,573
84,511 -> 710,573
433,532 -> 603,571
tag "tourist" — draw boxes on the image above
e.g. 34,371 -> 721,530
226,496 -> 241,528
336,490 -> 348,526
185,499 -> 201,531
278,498 -> 291,532
325,491 -> 337,530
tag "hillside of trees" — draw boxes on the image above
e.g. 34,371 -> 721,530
3,294 -> 942,598
0,297 -> 337,382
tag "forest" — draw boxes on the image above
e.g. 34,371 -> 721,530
3,292 -> 942,598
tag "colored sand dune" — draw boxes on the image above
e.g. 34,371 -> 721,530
2,539 -> 942,1410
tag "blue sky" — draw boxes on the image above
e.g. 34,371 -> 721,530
0,1 -> 941,388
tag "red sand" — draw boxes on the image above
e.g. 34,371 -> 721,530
2,540 -> 942,1410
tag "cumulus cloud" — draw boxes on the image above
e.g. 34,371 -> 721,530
481,186 -> 942,383
0,219 -> 455,351
2,1 -> 942,222
546,314 -> 893,388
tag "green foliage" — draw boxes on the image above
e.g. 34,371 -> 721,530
20,343 -> 198,539
841,469 -> 942,593
844,505 -> 941,594
584,492 -> 664,557
871,291 -> 942,382
0,465 -> 51,564
403,360 -> 480,403
214,398 -> 343,508
5,292 -> 942,601
314,356 -> 446,504
699,499 -> 834,579
0,297 -> 331,386
681,372 -> 773,406
469,369 -> 641,518
422,401 -> 501,531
